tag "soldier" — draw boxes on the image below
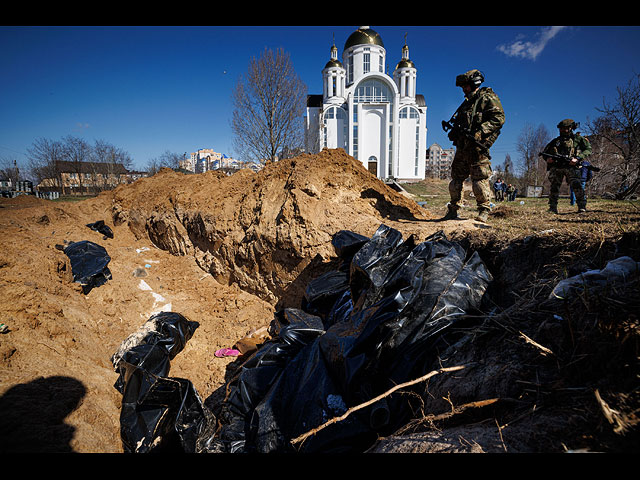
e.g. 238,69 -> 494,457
541,119 -> 592,213
442,69 -> 505,223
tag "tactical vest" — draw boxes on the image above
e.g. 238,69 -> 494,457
454,87 -> 504,147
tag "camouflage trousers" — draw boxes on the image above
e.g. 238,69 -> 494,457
548,167 -> 586,209
448,143 -> 493,211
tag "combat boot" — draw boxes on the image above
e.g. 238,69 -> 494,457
475,209 -> 489,223
548,205 -> 558,214
441,204 -> 459,221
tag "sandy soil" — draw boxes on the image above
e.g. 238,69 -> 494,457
1,148 -> 638,453
0,149 -> 480,453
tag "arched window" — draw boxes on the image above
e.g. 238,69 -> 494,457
354,78 -> 393,104
367,155 -> 378,175
399,107 -> 421,175
323,106 -> 348,150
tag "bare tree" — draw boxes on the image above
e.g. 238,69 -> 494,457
146,150 -> 182,176
90,139 -> 133,191
27,137 -> 66,192
61,135 -> 93,193
584,73 -> 640,198
231,47 -> 307,164
0,158 -> 21,185
516,123 -> 552,191
92,139 -> 133,169
27,136 -> 134,194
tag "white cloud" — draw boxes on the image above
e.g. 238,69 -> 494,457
497,26 -> 567,60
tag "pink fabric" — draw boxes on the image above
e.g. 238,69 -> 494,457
215,348 -> 240,358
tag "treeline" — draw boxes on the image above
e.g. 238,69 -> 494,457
0,135 -> 189,193
24,135 -> 134,188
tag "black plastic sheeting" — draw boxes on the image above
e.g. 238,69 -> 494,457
111,312 -> 215,453
63,240 -> 112,294
86,220 -> 114,239
112,224 -> 493,453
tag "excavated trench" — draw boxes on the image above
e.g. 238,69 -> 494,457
2,149 -> 637,453
104,151 -> 639,452
114,191 -> 640,452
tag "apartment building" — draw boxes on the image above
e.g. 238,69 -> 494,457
426,143 -> 454,179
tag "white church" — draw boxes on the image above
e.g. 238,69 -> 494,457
305,26 -> 427,181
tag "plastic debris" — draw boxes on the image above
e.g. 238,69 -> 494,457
63,240 -> 112,294
211,224 -> 493,453
138,279 -> 171,314
86,220 -> 114,239
549,256 -> 640,300
112,224 -> 494,453
111,312 -> 214,453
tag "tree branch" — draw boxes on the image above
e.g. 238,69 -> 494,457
289,365 -> 465,448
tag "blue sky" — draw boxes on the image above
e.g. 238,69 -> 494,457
1,25 -> 639,173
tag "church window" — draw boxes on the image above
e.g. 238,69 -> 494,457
354,79 -> 392,104
353,125 -> 358,159
415,124 -> 420,175
322,106 -> 347,150
388,125 -> 393,177
364,53 -> 370,73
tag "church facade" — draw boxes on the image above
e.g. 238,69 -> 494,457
305,26 -> 427,181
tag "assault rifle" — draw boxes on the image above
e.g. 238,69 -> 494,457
442,119 -> 491,159
538,152 -> 601,172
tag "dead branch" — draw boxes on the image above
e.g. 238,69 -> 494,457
289,365 -> 465,447
594,389 -> 629,434
519,331 -> 554,356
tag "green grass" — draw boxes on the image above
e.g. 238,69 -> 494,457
399,179 -> 640,240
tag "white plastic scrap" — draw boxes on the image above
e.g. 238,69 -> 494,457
549,256 -> 640,300
137,279 -> 172,314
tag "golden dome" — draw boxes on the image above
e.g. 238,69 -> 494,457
344,26 -> 384,50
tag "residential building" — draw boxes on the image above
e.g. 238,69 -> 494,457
426,143 -> 454,179
38,161 -> 137,194
182,148 -> 259,174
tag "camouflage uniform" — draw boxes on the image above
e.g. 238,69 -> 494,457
542,119 -> 592,212
446,70 -> 505,218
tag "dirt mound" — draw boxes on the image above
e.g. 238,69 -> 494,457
0,149 -> 473,453
109,149 -> 442,307
1,148 -> 637,453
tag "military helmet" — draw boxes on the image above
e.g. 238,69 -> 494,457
557,118 -> 578,129
456,69 -> 484,87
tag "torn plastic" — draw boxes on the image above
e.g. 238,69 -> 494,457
86,220 -> 114,239
210,224 -> 493,453
112,224 -> 493,453
111,312 -> 215,453
549,256 -> 640,300
63,240 -> 112,294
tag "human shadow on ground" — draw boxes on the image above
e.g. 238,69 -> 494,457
361,188 -> 422,221
0,375 -> 86,453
